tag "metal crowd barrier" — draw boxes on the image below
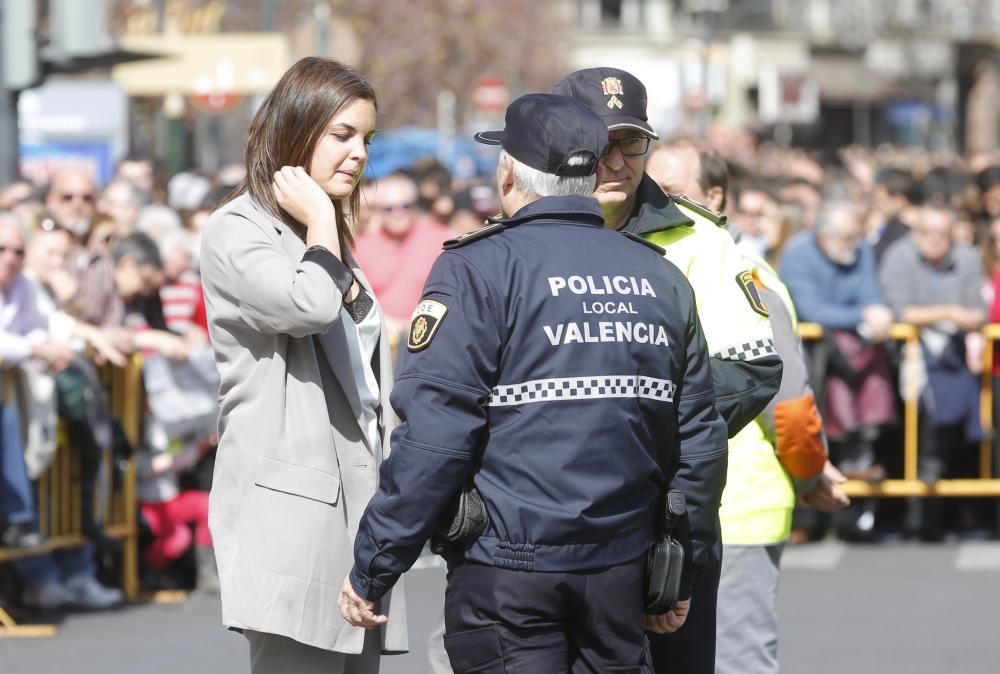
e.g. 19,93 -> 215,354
798,323 -> 1000,497
0,355 -> 143,637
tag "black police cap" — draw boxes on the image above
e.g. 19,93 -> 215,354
474,93 -> 609,178
552,67 -> 659,140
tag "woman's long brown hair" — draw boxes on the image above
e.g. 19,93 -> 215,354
222,57 -> 377,252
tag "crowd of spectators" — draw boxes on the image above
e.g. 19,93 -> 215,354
702,139 -> 1000,542
0,153 -> 499,618
0,137 -> 998,618
0,158 -> 226,613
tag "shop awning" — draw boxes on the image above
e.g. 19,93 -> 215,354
111,33 -> 290,96
809,56 -> 904,103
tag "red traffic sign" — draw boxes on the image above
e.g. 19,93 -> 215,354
471,77 -> 511,114
190,91 -> 241,113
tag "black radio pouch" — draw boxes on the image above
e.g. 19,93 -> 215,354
430,482 -> 490,557
644,490 -> 686,615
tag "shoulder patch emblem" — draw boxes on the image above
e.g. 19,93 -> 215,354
736,270 -> 769,317
407,299 -> 449,352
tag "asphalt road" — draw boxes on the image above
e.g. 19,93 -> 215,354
2,542 -> 998,674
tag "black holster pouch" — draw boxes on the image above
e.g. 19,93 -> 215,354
644,490 -> 686,615
430,482 -> 489,558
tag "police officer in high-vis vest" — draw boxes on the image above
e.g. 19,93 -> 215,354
716,254 -> 849,674
338,93 -> 728,673
644,137 -> 850,673
555,68 -> 784,674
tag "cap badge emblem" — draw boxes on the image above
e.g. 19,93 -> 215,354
601,77 -> 624,96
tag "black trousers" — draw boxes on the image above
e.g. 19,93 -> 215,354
443,559 -> 647,673
647,554 -> 721,674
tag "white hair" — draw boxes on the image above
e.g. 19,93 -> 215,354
501,151 -> 597,199
102,179 -> 144,208
135,204 -> 183,242
814,200 -> 858,235
374,173 -> 418,203
158,227 -> 195,260
0,210 -> 27,240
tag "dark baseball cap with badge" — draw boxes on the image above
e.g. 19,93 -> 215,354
552,67 -> 659,140
474,93 -> 609,178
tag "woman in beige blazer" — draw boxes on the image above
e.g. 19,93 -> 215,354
200,57 -> 406,674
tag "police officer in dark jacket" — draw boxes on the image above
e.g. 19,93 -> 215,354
339,93 -> 728,673
556,67 -> 784,674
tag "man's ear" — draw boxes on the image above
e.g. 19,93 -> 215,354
707,186 -> 725,213
499,156 -> 515,196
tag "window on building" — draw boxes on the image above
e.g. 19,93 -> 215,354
579,0 -> 646,30
601,0 -> 624,25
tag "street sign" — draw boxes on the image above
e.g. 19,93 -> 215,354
758,64 -> 818,125
189,92 -> 241,113
470,76 -> 511,114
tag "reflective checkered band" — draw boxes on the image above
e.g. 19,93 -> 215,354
487,375 -> 677,407
713,338 -> 777,361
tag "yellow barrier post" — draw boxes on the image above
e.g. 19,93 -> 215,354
120,355 -> 143,601
894,323 -> 921,484
980,325 -> 1000,481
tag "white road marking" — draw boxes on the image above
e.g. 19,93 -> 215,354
782,540 -> 848,570
956,543 -> 1000,571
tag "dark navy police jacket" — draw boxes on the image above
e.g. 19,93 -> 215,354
351,195 -> 728,602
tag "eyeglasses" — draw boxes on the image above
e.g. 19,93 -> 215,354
0,246 -> 26,258
380,203 -> 414,213
58,192 -> 94,204
605,136 -> 650,157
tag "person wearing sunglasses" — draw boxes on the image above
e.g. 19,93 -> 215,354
43,168 -> 97,242
555,68 -> 783,674
353,173 -> 452,340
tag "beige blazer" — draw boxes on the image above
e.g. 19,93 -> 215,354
200,193 -> 407,654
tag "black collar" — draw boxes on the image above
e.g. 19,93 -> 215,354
620,174 -> 693,235
488,195 -> 605,229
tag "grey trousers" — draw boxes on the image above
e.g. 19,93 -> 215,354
715,543 -> 784,674
245,628 -> 381,674
427,602 -> 453,674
